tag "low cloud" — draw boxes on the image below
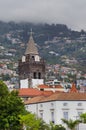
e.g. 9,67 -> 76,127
0,0 -> 86,31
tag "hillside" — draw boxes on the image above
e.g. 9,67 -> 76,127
0,21 -> 86,73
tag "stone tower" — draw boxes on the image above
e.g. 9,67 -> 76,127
18,30 -> 46,88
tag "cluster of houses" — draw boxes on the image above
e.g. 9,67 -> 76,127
45,34 -> 86,45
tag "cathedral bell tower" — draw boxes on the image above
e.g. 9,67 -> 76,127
18,30 -> 46,88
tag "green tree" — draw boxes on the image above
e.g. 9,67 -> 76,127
62,119 -> 80,130
1,74 -> 11,81
20,114 -> 40,130
80,113 -> 86,123
49,122 -> 66,130
54,124 -> 66,130
38,119 -> 50,130
0,80 -> 50,130
0,80 -> 9,97
19,114 -> 49,130
0,80 -> 26,130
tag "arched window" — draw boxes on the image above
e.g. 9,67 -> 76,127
38,72 -> 41,79
34,72 -> 37,79
32,56 -> 34,60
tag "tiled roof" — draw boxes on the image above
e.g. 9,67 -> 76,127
18,88 -> 53,97
43,92 -> 86,102
25,96 -> 46,104
18,88 -> 42,97
26,92 -> 86,104
42,91 -> 54,96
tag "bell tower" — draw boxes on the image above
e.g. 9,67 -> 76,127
18,30 -> 46,88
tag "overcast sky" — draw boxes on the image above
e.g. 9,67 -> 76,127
0,0 -> 86,31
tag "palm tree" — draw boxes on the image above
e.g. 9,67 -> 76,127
80,113 -> 86,123
38,118 -> 50,130
54,124 -> 66,130
49,122 -> 66,130
62,119 -> 80,130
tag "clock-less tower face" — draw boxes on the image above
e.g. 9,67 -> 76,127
18,30 -> 46,88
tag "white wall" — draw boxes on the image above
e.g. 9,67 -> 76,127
55,101 -> 86,124
26,100 -> 86,127
79,123 -> 86,130
20,79 -> 28,88
32,79 -> 43,88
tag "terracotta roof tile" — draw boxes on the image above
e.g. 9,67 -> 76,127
18,88 -> 42,97
26,92 -> 86,104
43,92 -> 86,102
18,88 -> 53,97
41,91 -> 54,96
25,96 -> 46,104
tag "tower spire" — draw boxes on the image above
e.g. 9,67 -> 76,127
25,30 -> 39,55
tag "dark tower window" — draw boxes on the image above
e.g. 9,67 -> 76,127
38,72 -> 41,79
32,56 -> 34,60
34,72 -> 37,79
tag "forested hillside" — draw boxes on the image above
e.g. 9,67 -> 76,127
0,21 -> 86,72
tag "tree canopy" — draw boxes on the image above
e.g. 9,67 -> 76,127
0,81 -> 50,130
0,80 -> 26,130
80,113 -> 86,123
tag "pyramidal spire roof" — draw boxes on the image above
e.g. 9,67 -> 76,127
25,29 -> 39,55
70,83 -> 78,93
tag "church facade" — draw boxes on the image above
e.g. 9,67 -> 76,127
18,31 -> 46,88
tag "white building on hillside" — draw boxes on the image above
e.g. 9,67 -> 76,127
25,92 -> 86,129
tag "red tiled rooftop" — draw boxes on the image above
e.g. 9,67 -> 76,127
18,88 -> 54,97
43,92 -> 86,102
42,91 -> 54,96
26,92 -> 86,104
18,88 -> 42,97
25,96 -> 46,104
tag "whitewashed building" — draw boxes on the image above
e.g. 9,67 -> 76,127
25,92 -> 86,129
